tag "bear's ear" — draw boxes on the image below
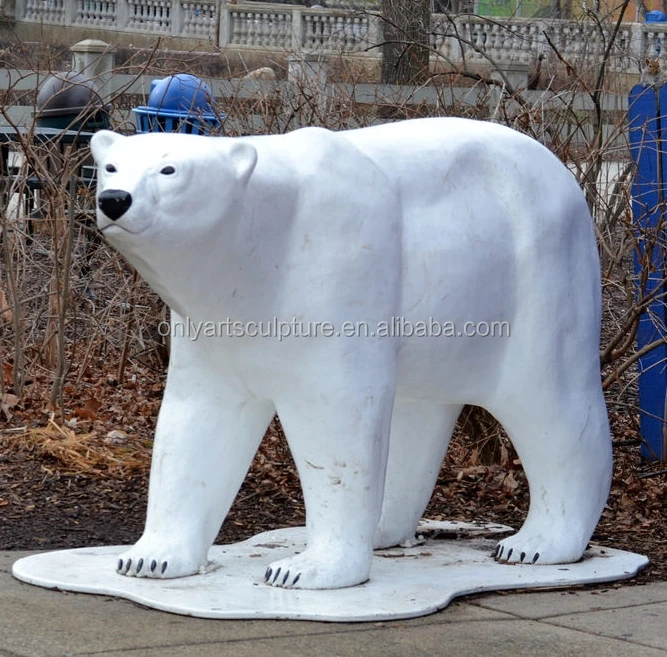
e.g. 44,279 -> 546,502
90,130 -> 125,163
227,141 -> 258,185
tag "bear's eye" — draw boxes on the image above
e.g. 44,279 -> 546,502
105,164 -> 117,173
161,165 -> 176,175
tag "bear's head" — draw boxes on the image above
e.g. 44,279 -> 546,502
90,130 -> 258,263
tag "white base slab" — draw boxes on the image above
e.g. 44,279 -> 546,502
12,522 -> 649,622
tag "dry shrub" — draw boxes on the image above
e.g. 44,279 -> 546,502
0,7 -> 661,468
11,415 -> 150,476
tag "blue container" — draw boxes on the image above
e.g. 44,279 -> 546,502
132,74 -> 225,135
628,83 -> 667,461
645,9 -> 667,22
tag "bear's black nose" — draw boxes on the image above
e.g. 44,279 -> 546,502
98,189 -> 132,221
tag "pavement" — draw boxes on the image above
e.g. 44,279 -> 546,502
1,551 -> 666,657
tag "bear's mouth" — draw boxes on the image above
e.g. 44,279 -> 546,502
99,222 -> 148,236
99,223 -> 125,234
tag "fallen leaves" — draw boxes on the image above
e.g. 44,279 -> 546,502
73,398 -> 102,421
500,471 -> 521,493
8,414 -> 150,476
2,362 -> 13,386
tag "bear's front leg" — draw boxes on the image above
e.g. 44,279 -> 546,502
117,335 -> 275,579
269,362 -> 395,590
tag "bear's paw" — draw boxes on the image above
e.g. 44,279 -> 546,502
115,537 -> 207,579
264,547 -> 372,590
493,522 -> 587,566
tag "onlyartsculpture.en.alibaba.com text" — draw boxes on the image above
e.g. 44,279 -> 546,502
158,316 -> 512,341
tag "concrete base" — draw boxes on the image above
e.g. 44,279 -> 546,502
12,522 -> 648,622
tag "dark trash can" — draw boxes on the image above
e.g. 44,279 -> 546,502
35,72 -> 110,131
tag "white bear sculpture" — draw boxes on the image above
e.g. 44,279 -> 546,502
90,118 -> 612,590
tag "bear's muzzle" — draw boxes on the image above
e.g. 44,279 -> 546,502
98,189 -> 133,222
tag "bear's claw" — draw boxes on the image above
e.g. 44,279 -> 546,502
114,537 -> 204,579
116,554 -> 174,578
264,566 -> 302,587
492,523 -> 583,565
493,544 -> 541,565
263,548 -> 371,589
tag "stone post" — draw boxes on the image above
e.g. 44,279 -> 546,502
65,0 -> 77,27
292,7 -> 303,51
171,0 -> 184,37
116,0 -> 129,30
70,39 -> 116,102
366,12 -> 382,53
631,22 -> 646,62
287,52 -> 328,87
219,3 -> 231,47
287,52 -> 329,116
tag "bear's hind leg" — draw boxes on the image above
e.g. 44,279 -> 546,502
488,386 -> 612,565
374,400 -> 463,549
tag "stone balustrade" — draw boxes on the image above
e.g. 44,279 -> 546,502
4,0 -> 666,71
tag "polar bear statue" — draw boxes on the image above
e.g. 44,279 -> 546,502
90,118 -> 612,590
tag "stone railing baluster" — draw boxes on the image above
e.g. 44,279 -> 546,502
5,1 -> 658,71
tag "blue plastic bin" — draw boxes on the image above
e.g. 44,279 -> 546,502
132,74 -> 225,135
645,10 -> 667,22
